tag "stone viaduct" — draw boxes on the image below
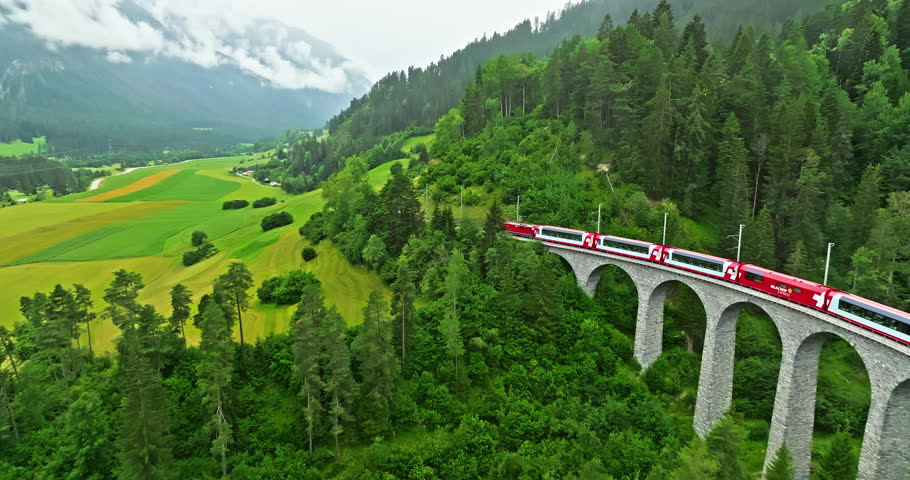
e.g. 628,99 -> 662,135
529,240 -> 910,480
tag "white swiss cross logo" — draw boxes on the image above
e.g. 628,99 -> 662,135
812,292 -> 825,308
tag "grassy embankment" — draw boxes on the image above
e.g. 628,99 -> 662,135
0,142 -> 433,352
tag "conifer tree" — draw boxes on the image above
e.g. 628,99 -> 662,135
897,0 -> 910,70
355,291 -> 398,438
0,326 -> 19,382
671,437 -> 719,480
705,415 -> 748,480
117,331 -> 175,480
764,444 -> 794,480
103,270 -> 144,329
814,431 -> 857,480
391,259 -> 416,365
442,250 -> 469,393
785,241 -> 810,279
169,284 -> 192,346
322,306 -> 355,457
849,164 -> 883,250
292,284 -> 324,452
596,14 -> 613,41
378,163 -> 422,257
679,15 -> 708,69
744,206 -> 777,269
197,300 -> 235,478
215,262 -> 253,349
73,284 -> 95,356
716,113 -> 752,253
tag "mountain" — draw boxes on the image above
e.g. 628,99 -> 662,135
0,17 -> 371,153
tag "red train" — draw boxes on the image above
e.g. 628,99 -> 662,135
503,222 -> 910,346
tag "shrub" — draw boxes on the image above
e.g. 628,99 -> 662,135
261,211 -> 293,231
191,230 -> 208,247
252,197 -> 277,208
183,242 -> 217,266
302,247 -> 317,262
299,212 -> 326,243
222,199 -> 249,210
257,271 -> 320,305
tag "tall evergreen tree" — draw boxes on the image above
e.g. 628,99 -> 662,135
354,291 -> 398,438
0,326 -> 19,382
671,437 -> 719,480
197,300 -> 235,478
897,0 -> 910,70
73,284 -> 95,356
391,259 -> 416,365
378,163 -> 422,257
117,331 -> 175,480
679,15 -> 709,69
814,430 -> 857,480
785,240 -> 810,279
849,164 -> 883,250
322,306 -> 355,457
705,415 -> 748,480
169,284 -> 192,346
596,14 -> 613,41
744,206 -> 777,269
215,262 -> 253,350
442,250 -> 469,393
291,284 -> 325,452
765,444 -> 794,480
716,113 -> 752,253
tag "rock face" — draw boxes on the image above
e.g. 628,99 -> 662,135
534,239 -> 910,480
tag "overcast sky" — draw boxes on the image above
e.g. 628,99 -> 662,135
0,0 -> 572,92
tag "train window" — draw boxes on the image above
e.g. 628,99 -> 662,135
777,282 -> 787,289
745,271 -> 763,283
792,287 -> 802,293
671,252 -> 723,273
601,238 -> 649,255
840,299 -> 902,330
540,229 -> 583,242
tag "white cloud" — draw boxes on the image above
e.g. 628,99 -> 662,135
0,0 -> 361,93
105,50 -> 133,63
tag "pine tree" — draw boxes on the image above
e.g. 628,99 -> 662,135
378,163 -> 422,257
785,241 -> 810,279
322,307 -> 355,457
671,437 -> 719,480
849,164 -> 883,250
117,331 -> 175,480
215,262 -> 253,350
596,14 -> 613,41
705,415 -> 748,480
197,300 -> 235,478
679,15 -> 708,69
73,284 -> 95,356
355,291 -> 397,438
897,0 -> 910,70
764,444 -> 794,480
744,206 -> 777,269
169,284 -> 192,346
640,76 -> 676,196
430,206 -> 457,238
292,284 -> 325,452
391,259 -> 416,365
716,113 -> 752,253
0,326 -> 19,382
103,270 -> 144,329
814,431 -> 857,480
443,250 -> 469,393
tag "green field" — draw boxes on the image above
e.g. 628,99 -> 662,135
0,137 -> 46,156
0,156 -> 396,351
402,133 -> 435,153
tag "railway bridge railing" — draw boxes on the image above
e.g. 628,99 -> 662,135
520,239 -> 910,480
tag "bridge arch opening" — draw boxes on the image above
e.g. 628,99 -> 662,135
727,304 -> 784,462
589,263 -> 638,335
641,279 -> 707,410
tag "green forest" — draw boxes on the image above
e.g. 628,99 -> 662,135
2,0 -> 910,478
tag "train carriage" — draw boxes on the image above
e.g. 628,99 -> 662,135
827,293 -> 910,345
661,248 -> 740,281
595,235 -> 663,262
503,222 -> 536,238
534,225 -> 597,248
736,265 -> 833,309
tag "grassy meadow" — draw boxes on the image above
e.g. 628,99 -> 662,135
0,137 -> 46,156
0,150 -> 427,352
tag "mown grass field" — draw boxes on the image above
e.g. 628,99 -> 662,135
0,150 -> 418,352
0,137 -> 46,156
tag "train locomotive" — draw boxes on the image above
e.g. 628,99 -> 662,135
503,222 -> 910,346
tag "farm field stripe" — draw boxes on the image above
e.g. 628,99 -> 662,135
0,201 -> 185,265
76,169 -> 180,202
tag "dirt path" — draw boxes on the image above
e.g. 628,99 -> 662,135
88,160 -> 195,191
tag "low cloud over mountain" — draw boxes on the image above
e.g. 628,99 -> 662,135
0,0 -> 364,93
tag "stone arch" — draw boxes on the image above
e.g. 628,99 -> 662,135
635,277 -> 709,373
765,330 -> 872,480
693,300 -> 784,437
584,261 -> 637,298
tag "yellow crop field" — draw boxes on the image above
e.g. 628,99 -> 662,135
0,201 -> 184,265
0,202 -> 126,237
77,169 -> 180,202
